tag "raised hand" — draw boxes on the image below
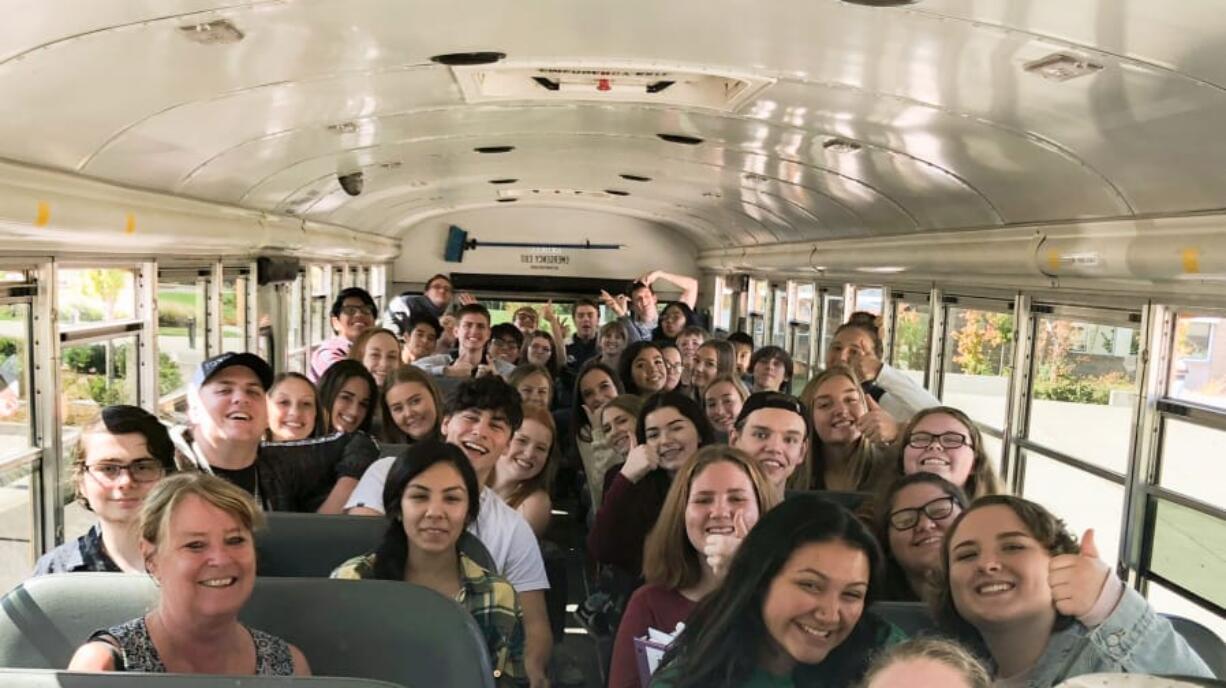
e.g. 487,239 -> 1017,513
637,270 -> 662,286
457,292 -> 478,306
856,395 -> 899,444
599,289 -> 628,317
1049,529 -> 1111,618
703,510 -> 750,578
541,300 -> 559,323
620,443 -> 659,483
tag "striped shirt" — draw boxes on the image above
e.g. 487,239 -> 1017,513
331,551 -> 525,683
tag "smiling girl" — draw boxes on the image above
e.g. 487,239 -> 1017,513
896,406 -> 1005,500
332,441 -> 525,685
588,391 -> 714,575
610,446 -> 779,688
937,496 -> 1211,686
651,495 -> 903,688
317,360 -> 377,436
265,373 -> 322,442
796,366 -> 893,492
490,406 -> 558,536
379,366 -> 442,445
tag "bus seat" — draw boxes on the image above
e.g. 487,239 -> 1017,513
867,601 -> 937,637
783,489 -> 873,511
256,511 -> 497,576
0,667 -> 407,688
1165,614 -> 1226,679
0,573 -> 496,688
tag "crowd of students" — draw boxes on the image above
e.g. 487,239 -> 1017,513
27,271 -> 1216,687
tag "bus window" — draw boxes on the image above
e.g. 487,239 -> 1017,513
1148,499 -> 1226,621
1169,313 -> 1226,410
1021,450 -> 1123,571
889,299 -> 931,390
1027,314 -> 1140,474
940,305 -> 1014,430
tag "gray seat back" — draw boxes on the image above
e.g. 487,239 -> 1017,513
0,573 -> 494,688
1167,615 -> 1226,679
256,512 -> 497,576
0,667 -> 406,688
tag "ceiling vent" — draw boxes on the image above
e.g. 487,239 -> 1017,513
179,19 -> 244,45
822,138 -> 863,154
620,174 -> 652,182
430,51 -> 506,66
450,61 -> 774,111
1024,53 -> 1104,81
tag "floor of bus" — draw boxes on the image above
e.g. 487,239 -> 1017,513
547,495 -> 606,688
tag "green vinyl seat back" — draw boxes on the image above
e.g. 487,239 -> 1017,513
255,511 -> 496,577
0,573 -> 494,688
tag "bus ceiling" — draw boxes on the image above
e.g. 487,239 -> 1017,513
0,3 -> 1225,286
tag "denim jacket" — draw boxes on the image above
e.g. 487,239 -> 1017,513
998,587 -> 1212,688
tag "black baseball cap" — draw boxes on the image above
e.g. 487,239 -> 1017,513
734,391 -> 811,438
191,352 -> 274,391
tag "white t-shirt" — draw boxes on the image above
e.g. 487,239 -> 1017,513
345,457 -> 549,593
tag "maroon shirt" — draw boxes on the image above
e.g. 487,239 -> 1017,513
609,584 -> 698,688
586,465 -> 672,574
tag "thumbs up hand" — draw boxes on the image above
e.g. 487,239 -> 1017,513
1049,529 -> 1111,618
703,510 -> 752,578
855,395 -> 899,444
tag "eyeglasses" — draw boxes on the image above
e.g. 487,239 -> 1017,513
907,431 -> 970,450
663,362 -> 684,372
888,496 -> 957,531
490,338 -> 518,349
340,305 -> 375,317
85,459 -> 165,484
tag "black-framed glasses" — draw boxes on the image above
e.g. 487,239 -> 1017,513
340,305 -> 375,317
907,431 -> 970,450
85,459 -> 165,484
888,496 -> 957,531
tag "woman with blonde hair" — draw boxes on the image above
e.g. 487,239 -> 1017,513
702,373 -> 749,442
795,365 -> 894,491
609,446 -> 779,688
860,637 -> 990,688
348,326 -> 401,389
69,472 -> 310,675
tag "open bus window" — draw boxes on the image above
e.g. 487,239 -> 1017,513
941,306 -> 1014,430
60,335 -> 139,541
1027,315 -> 1140,475
57,268 -> 135,323
890,301 -> 931,389
1169,313 -> 1226,410
0,304 -> 32,451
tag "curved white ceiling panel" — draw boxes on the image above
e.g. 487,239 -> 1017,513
0,0 -> 1224,254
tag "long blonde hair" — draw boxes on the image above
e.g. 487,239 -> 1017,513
795,365 -> 880,491
642,446 -> 780,590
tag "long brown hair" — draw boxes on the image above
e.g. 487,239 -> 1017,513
349,327 -> 402,375
896,406 -> 1006,499
642,446 -> 779,590
499,405 -> 559,509
379,366 -> 443,444
795,365 -> 879,490
935,495 -> 1080,645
